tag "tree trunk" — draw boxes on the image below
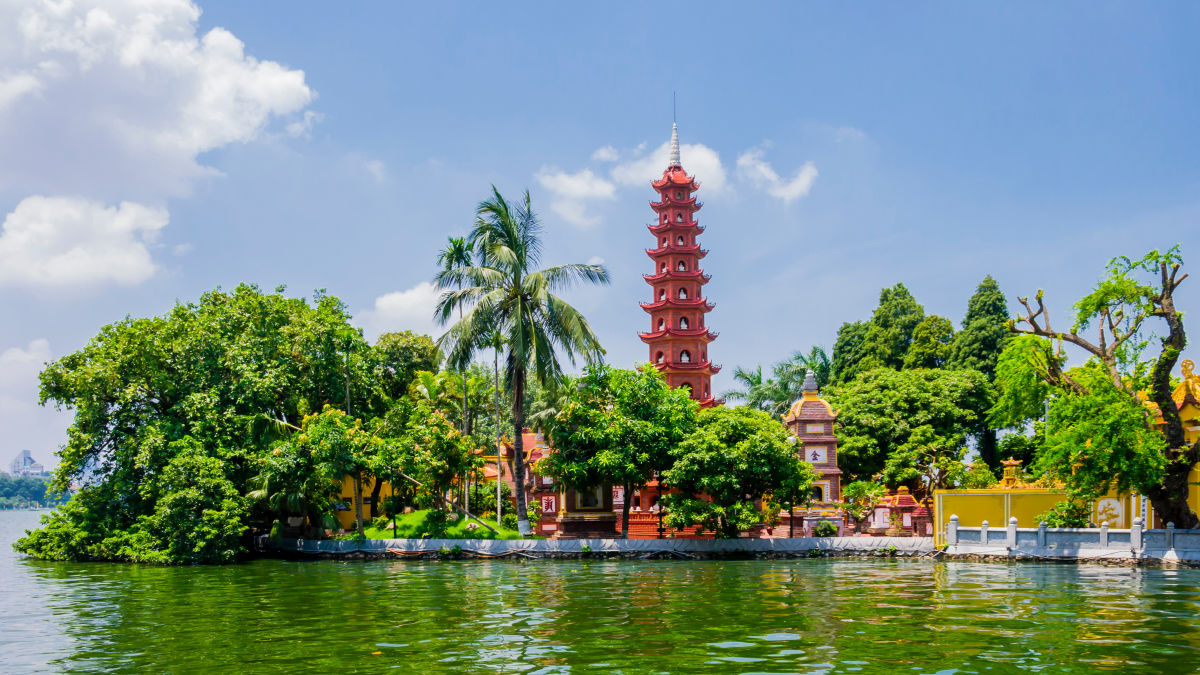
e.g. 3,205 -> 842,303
512,368 -> 531,536
369,477 -> 383,519
620,483 -> 633,539
494,347 -> 503,527
353,472 -> 365,537
1146,455 -> 1200,529
978,428 -> 998,471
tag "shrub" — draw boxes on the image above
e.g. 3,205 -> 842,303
813,521 -> 838,537
1036,500 -> 1090,528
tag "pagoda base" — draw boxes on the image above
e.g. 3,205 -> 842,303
551,512 -> 618,539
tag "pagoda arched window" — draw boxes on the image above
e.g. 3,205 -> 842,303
811,485 -> 825,502
660,262 -> 667,273
677,261 -> 687,272
675,213 -> 683,222
658,289 -> 666,301
676,190 -> 683,200
661,237 -> 667,246
657,318 -> 665,331
679,317 -> 689,329
655,351 -> 664,364
681,382 -> 693,393
676,235 -> 685,246
678,288 -> 688,300
680,350 -> 692,363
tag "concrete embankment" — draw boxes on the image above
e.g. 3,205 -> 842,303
256,535 -> 935,561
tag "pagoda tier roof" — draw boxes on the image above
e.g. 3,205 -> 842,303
643,270 -> 712,284
653,360 -> 723,374
640,298 -> 715,312
650,198 -> 701,211
638,327 -> 719,343
648,222 -> 704,235
646,244 -> 708,259
652,167 -> 699,190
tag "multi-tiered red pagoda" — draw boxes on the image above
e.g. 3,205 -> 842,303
639,124 -> 719,406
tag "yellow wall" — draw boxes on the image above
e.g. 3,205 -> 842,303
933,489 -> 1148,545
333,475 -> 393,531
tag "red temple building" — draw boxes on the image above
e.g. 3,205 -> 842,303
639,123 -> 720,406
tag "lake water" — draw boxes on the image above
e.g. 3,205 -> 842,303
3,510 -> 1200,673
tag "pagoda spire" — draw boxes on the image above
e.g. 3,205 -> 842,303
668,122 -> 681,167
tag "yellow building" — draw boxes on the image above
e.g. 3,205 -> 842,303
333,475 -> 394,532
934,360 -> 1200,543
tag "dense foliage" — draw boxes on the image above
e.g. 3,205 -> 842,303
827,368 -> 992,492
14,285 -> 477,564
539,364 -> 698,537
662,407 -> 816,538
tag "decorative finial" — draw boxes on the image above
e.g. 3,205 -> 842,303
1183,359 -> 1196,380
802,369 -> 818,393
669,122 -> 681,168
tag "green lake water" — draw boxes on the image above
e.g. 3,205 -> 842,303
3,510 -> 1200,673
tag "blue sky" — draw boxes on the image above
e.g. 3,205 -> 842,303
1,1 -> 1197,466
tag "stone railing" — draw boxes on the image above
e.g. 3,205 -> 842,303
945,515 -> 1200,562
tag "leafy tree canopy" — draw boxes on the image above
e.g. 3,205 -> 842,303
539,364 -> 698,537
903,315 -> 956,370
827,368 -> 992,486
661,407 -> 815,538
948,275 -> 1010,378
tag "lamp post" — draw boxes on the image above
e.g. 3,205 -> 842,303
655,472 -> 665,539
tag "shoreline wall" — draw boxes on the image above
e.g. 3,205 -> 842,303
256,535 -> 934,560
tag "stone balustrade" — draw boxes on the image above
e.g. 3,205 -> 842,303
945,514 -> 1200,563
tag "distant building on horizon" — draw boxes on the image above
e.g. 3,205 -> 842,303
9,449 -> 46,477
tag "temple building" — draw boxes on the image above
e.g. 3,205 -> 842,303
639,123 -> 720,406
782,371 -> 843,504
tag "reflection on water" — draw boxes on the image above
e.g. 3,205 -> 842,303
2,510 -> 1199,673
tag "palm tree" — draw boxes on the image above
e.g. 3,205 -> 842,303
436,236 -> 475,433
722,365 -> 780,411
435,187 -> 609,535
526,375 -> 577,436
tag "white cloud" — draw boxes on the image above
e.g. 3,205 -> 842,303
591,145 -> 619,162
535,167 -> 616,228
0,0 -> 314,289
611,141 -> 728,193
0,196 -> 168,289
587,256 -> 605,266
285,110 -> 324,139
356,281 -> 444,342
0,338 -> 68,466
364,159 -> 387,183
736,148 -> 818,203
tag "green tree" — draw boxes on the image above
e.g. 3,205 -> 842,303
827,368 -> 992,486
862,283 -> 926,371
539,365 -> 698,537
949,276 -> 1010,377
661,407 -> 816,538
958,461 -> 999,489
1002,247 -> 1197,527
903,315 -> 956,369
830,320 -> 870,384
881,424 -> 970,499
434,188 -> 609,535
16,284 -> 368,563
841,480 -> 886,522
948,275 -> 1012,469
372,331 -> 440,403
722,365 -> 783,413
526,374 -> 577,436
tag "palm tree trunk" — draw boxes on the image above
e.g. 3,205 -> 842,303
512,367 -> 531,536
353,472 -> 364,537
494,346 -> 503,526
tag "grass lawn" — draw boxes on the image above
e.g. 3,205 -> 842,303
357,509 -> 527,540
